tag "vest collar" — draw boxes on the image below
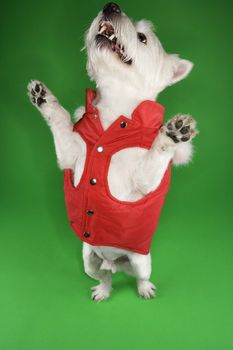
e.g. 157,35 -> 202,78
85,88 -> 165,130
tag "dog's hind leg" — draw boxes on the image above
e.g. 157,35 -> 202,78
82,243 -> 112,302
127,252 -> 156,299
27,80 -> 86,170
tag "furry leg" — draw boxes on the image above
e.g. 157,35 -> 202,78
134,114 -> 197,195
27,80 -> 86,170
128,252 -> 156,299
83,243 -> 112,302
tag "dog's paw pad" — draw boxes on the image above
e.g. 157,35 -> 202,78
91,284 -> 111,302
164,114 -> 198,143
175,119 -> 183,129
27,80 -> 47,107
138,281 -> 156,299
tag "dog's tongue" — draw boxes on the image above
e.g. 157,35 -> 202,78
106,24 -> 114,36
99,22 -> 114,36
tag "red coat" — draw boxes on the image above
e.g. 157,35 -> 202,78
64,89 -> 171,254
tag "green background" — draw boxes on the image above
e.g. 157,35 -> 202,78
1,0 -> 233,349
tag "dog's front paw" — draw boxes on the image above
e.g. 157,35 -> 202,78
137,280 -> 156,299
161,115 -> 198,144
27,80 -> 48,107
91,283 -> 112,302
27,80 -> 58,110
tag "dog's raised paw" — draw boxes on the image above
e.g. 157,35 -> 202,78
27,80 -> 48,107
137,280 -> 156,299
162,114 -> 198,143
91,283 -> 111,302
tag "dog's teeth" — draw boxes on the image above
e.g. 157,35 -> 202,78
99,25 -> 106,34
97,23 -> 130,64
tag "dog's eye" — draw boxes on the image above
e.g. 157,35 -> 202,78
137,33 -> 147,44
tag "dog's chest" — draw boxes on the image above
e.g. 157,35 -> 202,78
72,99 -> 163,202
74,146 -> 147,202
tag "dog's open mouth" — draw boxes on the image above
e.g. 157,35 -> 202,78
96,21 -> 132,65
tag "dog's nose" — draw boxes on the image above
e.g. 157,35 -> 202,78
103,3 -> 121,16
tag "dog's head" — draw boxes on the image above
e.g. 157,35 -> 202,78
85,3 -> 193,97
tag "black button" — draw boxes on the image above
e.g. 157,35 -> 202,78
83,232 -> 90,238
87,210 -> 94,216
90,178 -> 97,185
120,121 -> 127,128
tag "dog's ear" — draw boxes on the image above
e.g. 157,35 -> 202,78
169,55 -> 193,85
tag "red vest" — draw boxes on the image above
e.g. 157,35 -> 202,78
64,89 -> 171,255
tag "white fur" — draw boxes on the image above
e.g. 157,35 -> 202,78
28,6 -> 197,300
73,105 -> 85,123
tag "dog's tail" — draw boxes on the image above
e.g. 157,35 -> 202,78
100,256 -> 134,276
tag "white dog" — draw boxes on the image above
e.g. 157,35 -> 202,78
28,3 -> 197,301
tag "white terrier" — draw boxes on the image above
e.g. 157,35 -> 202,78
28,3 -> 198,301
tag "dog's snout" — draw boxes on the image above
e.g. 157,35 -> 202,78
103,2 -> 121,16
